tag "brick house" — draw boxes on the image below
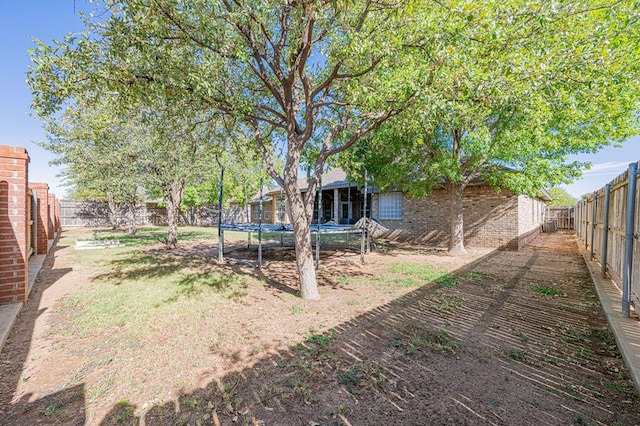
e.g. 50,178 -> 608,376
247,168 -> 550,250
248,169 -> 369,225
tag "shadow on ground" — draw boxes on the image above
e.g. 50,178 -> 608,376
2,232 -> 639,425
89,233 -> 640,425
0,239 -> 81,424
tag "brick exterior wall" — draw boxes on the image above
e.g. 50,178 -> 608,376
516,195 -> 545,249
29,182 -> 49,255
372,185 -> 544,250
0,146 -> 30,304
250,195 -> 291,224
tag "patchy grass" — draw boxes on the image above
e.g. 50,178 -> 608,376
90,226 -> 221,246
337,262 -> 456,293
53,228 -> 256,344
507,349 -> 528,362
463,270 -> 487,280
55,264 -> 251,341
531,285 -> 564,297
42,401 -> 65,418
401,325 -> 460,355
10,229 -> 640,425
305,330 -> 337,349
338,368 -> 361,394
431,290 -> 465,312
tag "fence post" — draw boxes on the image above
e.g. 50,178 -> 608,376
622,162 -> 638,318
584,199 -> 589,250
316,174 -> 322,269
216,157 -> 224,264
601,183 -> 611,278
361,168 -> 368,264
591,191 -> 597,260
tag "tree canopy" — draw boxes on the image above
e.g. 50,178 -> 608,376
29,0 -> 411,299
28,0 -> 640,296
547,187 -> 578,207
344,0 -> 640,252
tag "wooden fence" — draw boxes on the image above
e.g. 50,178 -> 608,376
576,161 -> 640,317
545,206 -> 575,230
60,201 -> 246,228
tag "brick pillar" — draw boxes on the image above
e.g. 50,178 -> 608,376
55,198 -> 61,231
0,145 -> 30,304
29,182 -> 49,255
47,193 -> 56,238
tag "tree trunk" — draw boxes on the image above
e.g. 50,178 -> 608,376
285,180 -> 320,300
125,203 -> 137,236
106,193 -> 118,230
448,184 -> 466,254
164,181 -> 185,249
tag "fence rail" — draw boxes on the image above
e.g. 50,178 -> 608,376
545,206 -> 575,230
576,161 -> 640,318
60,201 -> 246,228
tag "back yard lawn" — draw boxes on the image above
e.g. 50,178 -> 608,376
0,227 -> 638,425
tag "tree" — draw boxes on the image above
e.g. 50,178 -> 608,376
134,98 -> 224,248
546,188 -> 577,207
348,0 -> 640,253
40,94 -> 147,234
177,150 -> 263,225
28,0 -> 410,299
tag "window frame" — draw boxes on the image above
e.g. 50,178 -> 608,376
378,192 -> 403,220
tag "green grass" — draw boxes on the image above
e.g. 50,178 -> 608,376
56,261 -> 249,340
89,226 -> 220,246
507,349 -> 528,362
406,327 -> 460,354
338,368 -> 361,393
338,262 -> 456,292
431,290 -> 464,312
42,401 -> 65,418
464,270 -> 486,280
531,285 -> 564,297
291,305 -> 307,314
305,330 -> 337,349
53,227 -> 254,343
388,263 -> 457,287
602,380 -> 634,396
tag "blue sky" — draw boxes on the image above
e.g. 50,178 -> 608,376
1,1 -> 638,200
0,1 -> 89,198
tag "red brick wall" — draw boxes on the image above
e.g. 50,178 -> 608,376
47,193 -> 56,238
0,146 -> 30,304
29,182 -> 49,255
372,185 -> 522,250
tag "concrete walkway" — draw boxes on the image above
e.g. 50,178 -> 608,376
579,243 -> 640,392
0,238 -> 56,354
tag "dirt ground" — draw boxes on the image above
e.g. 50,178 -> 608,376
1,230 -> 639,425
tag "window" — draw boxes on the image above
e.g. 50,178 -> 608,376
252,204 -> 271,221
379,192 -> 403,219
276,195 -> 286,222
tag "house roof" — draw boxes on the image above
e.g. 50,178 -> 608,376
247,168 -> 362,204
246,167 -> 552,203
297,168 -> 355,192
249,185 -> 275,203
539,188 -> 552,201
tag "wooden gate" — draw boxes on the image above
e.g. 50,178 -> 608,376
545,206 -> 575,230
